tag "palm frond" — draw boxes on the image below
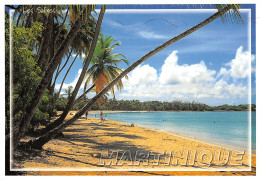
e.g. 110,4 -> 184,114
214,4 -> 244,24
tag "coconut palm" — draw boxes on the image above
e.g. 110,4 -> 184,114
38,6 -> 106,135
12,5 -> 95,148
54,18 -> 96,98
61,85 -> 74,98
82,33 -> 129,106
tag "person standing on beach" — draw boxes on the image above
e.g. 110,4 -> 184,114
100,111 -> 104,122
85,111 -> 88,120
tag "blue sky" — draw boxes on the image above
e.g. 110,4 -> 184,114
55,5 -> 256,106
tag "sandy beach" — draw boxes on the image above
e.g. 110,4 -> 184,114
13,111 -> 256,175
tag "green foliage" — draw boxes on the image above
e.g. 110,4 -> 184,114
29,109 -> 49,132
5,14 -> 10,134
27,90 -> 58,133
251,104 -> 256,111
12,22 -> 43,85
39,90 -> 58,116
56,97 -> 69,111
11,22 -> 43,128
6,17 -> 58,133
212,104 -> 250,111
73,98 -> 255,112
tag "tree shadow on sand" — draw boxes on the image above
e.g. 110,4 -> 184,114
58,132 -> 158,165
103,132 -> 145,139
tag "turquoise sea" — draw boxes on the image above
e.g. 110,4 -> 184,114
89,111 -> 256,152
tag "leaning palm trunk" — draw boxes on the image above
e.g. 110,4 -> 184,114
51,49 -> 73,93
37,9 -> 54,77
40,6 -> 106,134
13,7 -> 91,149
16,12 -> 22,26
53,49 -> 73,86
73,84 -> 95,106
54,8 -> 69,44
57,53 -> 79,98
27,5 -> 233,149
47,52 -> 78,119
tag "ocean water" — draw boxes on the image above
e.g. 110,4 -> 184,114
89,111 -> 256,152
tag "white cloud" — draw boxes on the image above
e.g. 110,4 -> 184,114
121,64 -> 160,98
225,46 -> 255,79
123,64 -> 157,86
71,53 -> 85,59
217,67 -> 229,78
119,49 -> 249,103
159,50 -> 216,84
105,18 -> 170,40
57,47 -> 252,105
138,31 -> 168,39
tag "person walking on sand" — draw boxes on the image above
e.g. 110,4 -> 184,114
100,111 -> 104,122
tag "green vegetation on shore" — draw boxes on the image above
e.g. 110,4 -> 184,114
71,98 -> 256,112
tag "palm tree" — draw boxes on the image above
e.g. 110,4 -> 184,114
52,14 -> 96,96
61,86 -> 74,98
13,5 -> 94,148
82,33 -> 129,106
26,4 -> 242,149
38,5 -> 106,134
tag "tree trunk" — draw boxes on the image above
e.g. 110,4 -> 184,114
35,15 -> 47,63
51,49 -> 73,91
54,8 -> 69,44
57,53 -> 79,97
27,5 -> 233,149
58,49 -> 73,75
13,7 -> 90,149
73,84 -> 95,106
46,15 -> 55,87
51,61 -> 62,91
24,5 -> 39,28
16,12 -> 22,26
32,5 -> 39,22
24,11 -> 32,28
41,5 -> 105,133
37,10 -> 54,74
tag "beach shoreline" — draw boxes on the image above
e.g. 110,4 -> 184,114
87,110 -> 255,154
87,110 -> 252,113
13,111 -> 256,175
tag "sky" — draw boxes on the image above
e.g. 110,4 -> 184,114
54,5 -> 256,106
